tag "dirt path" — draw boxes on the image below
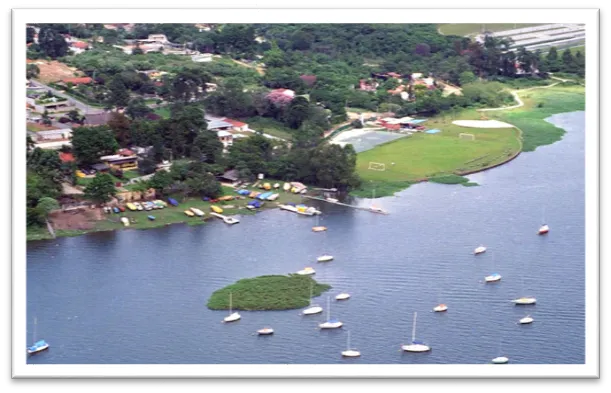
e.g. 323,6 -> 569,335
231,59 -> 265,76
477,82 -> 561,112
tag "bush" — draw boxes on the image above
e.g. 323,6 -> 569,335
350,119 -> 364,129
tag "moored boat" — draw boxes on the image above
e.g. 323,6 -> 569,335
341,331 -> 360,357
433,304 -> 448,312
513,297 -> 537,305
519,315 -> 534,324
312,226 -> 327,232
184,210 -> 195,217
474,245 -> 487,254
538,224 -> 549,235
297,267 -> 316,275
317,255 -> 334,262
335,293 -> 351,301
223,293 -> 241,323
27,317 -> 49,355
401,312 -> 431,352
492,356 -> 509,364
319,297 -> 343,329
485,273 -> 502,283
257,327 -> 274,335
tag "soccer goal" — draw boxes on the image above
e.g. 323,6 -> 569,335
368,162 -> 386,171
459,133 -> 475,141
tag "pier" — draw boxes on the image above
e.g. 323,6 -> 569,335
302,196 -> 389,215
209,212 -> 240,224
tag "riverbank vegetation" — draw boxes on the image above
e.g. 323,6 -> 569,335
207,275 -> 331,311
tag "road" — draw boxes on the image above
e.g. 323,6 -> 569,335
30,79 -> 104,114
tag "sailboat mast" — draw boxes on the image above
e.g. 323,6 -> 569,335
309,283 -> 313,306
411,312 -> 417,342
347,331 -> 351,350
229,292 -> 232,314
327,297 -> 331,320
32,317 -> 37,343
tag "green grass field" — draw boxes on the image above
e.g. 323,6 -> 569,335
352,82 -> 584,198
437,23 -> 543,36
486,84 -> 585,152
153,106 -> 171,119
241,117 -> 293,140
207,275 -> 331,311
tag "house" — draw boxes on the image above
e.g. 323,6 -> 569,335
91,163 -> 110,172
145,34 -> 169,44
218,169 -> 239,183
192,53 -> 213,62
84,112 -> 111,126
130,146 -> 154,157
271,88 -> 295,98
222,118 -> 249,132
217,130 -> 234,150
100,154 -> 139,171
205,82 -> 218,92
207,119 -> 234,131
31,128 -> 73,150
359,79 -> 378,92
58,152 -> 75,163
62,77 -> 93,86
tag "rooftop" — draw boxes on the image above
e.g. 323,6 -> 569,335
222,118 -> 247,128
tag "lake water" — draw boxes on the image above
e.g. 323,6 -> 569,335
26,112 -> 585,364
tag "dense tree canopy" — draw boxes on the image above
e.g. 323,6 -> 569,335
71,126 -> 119,166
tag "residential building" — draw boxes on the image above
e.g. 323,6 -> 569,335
30,128 -> 73,150
222,118 -> 249,132
359,79 -> 378,91
100,153 -> 139,171
217,130 -> 234,150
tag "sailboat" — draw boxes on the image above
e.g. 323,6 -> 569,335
317,230 -> 333,262
27,317 -> 49,355
336,292 -> 351,301
341,330 -> 361,357
512,265 -> 536,305
319,297 -> 343,329
223,292 -> 241,323
519,315 -> 534,324
474,245 -> 487,255
491,337 -> 509,364
312,215 -> 327,232
369,188 -> 388,214
485,253 -> 502,283
401,312 -> 431,352
538,206 -> 549,235
302,283 -> 323,315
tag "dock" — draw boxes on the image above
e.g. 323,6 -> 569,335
209,212 -> 240,224
302,196 -> 389,215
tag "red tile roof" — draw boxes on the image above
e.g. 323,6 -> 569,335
222,118 -> 247,128
59,152 -> 75,163
118,148 -> 134,156
72,41 -> 89,49
62,77 -> 93,85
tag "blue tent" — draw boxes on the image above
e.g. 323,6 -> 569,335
168,198 -> 179,206
248,200 -> 262,208
237,189 -> 250,196
425,129 -> 441,134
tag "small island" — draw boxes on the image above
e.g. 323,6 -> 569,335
207,275 -> 331,311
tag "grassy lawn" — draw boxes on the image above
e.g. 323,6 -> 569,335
356,114 -> 521,182
207,275 -> 331,311
438,23 -> 543,36
154,106 -> 171,119
76,170 -> 141,188
241,117 -> 293,140
485,84 -> 585,152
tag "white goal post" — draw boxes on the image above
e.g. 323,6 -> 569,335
368,162 -> 386,171
459,133 -> 475,140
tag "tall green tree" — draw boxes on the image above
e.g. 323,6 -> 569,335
36,197 -> 60,220
84,173 -> 116,203
71,126 -> 119,166
125,97 -> 153,119
38,27 -> 68,59
107,112 -> 132,146
283,96 -> 311,129
107,76 -> 131,108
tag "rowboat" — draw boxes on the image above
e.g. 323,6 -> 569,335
184,210 -> 195,217
190,207 -> 205,217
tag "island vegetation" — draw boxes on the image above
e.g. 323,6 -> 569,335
207,275 -> 331,311
25,23 -> 586,237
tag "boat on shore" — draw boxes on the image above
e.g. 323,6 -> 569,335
184,210 -> 195,217
190,207 -> 205,217
211,205 -> 223,214
120,217 -> 130,226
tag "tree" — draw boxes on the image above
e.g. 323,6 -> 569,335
27,64 -> 40,79
545,47 -> 561,72
169,68 -> 211,103
38,27 -> 68,59
184,173 -> 222,198
283,96 -> 311,129
26,27 -> 35,44
193,132 -> 223,164
125,97 -> 153,120
41,109 -> 52,126
138,157 -> 157,175
107,112 -> 132,146
458,71 -> 476,86
71,126 -> 119,166
84,173 -> 116,204
107,76 -> 131,108
67,109 -> 83,124
131,43 -> 144,55
36,197 -> 60,220
263,41 -> 287,68
561,49 -> 576,73
148,170 -> 173,194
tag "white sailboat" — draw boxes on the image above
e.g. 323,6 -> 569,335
336,293 -> 351,301
317,230 -> 333,262
369,188 -> 387,214
312,215 -> 327,232
302,283 -> 323,315
297,267 -> 316,275
491,337 -> 509,364
27,317 -> 49,355
512,268 -> 536,305
538,207 -> 549,235
257,327 -> 274,335
485,253 -> 502,283
319,297 -> 343,329
519,315 -> 534,324
474,245 -> 487,255
401,312 -> 431,352
223,292 -> 241,323
341,331 -> 361,357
